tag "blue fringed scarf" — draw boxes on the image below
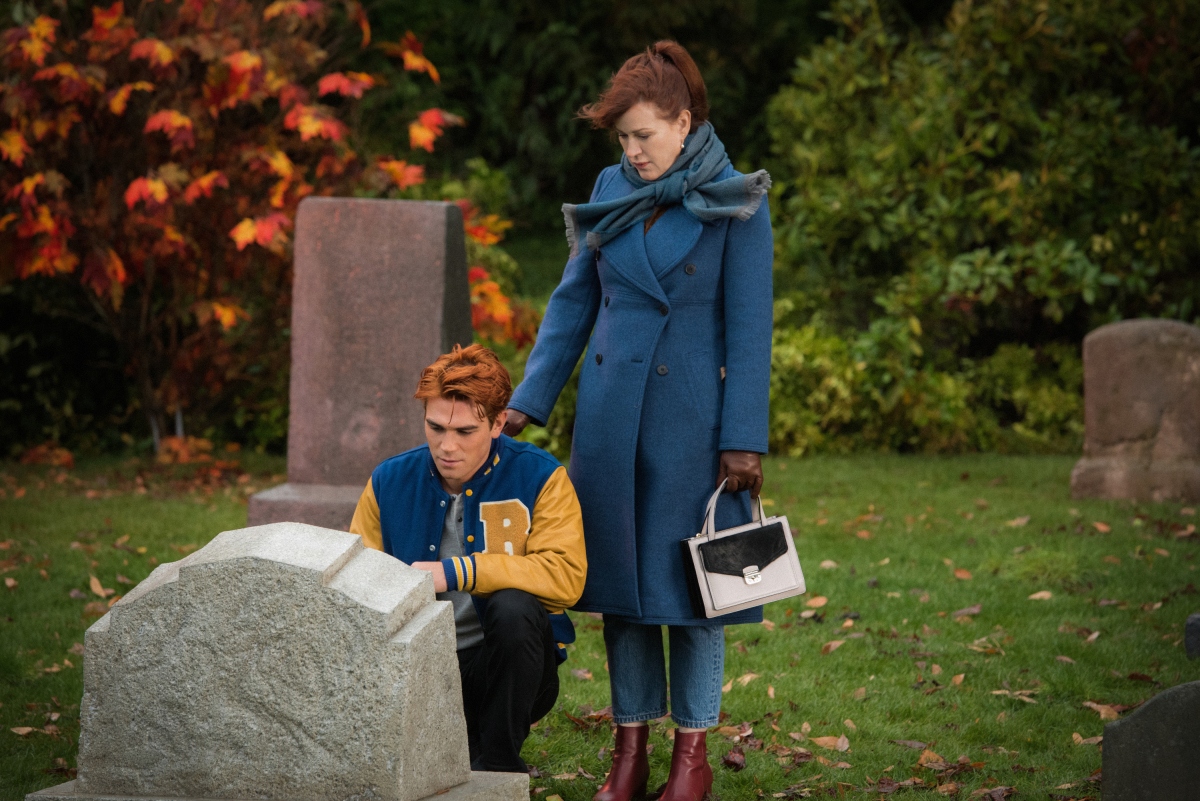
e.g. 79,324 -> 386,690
562,122 -> 770,257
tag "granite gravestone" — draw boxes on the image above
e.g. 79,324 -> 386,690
1103,681 -> 1200,800
1071,319 -> 1200,502
28,523 -> 527,801
248,198 -> 473,530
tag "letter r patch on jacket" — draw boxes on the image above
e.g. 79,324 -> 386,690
479,499 -> 531,556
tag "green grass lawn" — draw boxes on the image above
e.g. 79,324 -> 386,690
2,453 -> 1197,800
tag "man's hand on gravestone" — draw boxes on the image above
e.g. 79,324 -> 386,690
410,561 -> 448,593
502,409 -> 531,438
717,451 -> 764,499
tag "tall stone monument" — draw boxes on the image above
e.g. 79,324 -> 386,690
1071,319 -> 1200,502
28,523 -> 527,801
248,198 -> 473,529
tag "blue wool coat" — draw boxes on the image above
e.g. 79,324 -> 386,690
509,162 -> 774,626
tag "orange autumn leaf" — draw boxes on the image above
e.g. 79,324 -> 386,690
123,176 -> 168,208
7,173 -> 44,205
108,81 -> 155,114
0,131 -> 32,166
380,31 -> 439,83
954,568 -> 972,580
408,107 -> 462,152
224,50 -> 263,74
130,38 -> 176,68
263,0 -> 324,20
19,16 -> 59,66
283,104 -> 347,141
317,71 -> 374,98
377,158 -> 424,189
229,213 -> 291,250
210,301 -> 249,330
89,2 -> 123,37
143,109 -> 195,150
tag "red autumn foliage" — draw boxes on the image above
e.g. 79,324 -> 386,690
0,0 -> 513,447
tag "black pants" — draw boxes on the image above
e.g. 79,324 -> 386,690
456,588 -> 560,773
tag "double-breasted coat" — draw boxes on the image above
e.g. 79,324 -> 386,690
509,162 -> 774,626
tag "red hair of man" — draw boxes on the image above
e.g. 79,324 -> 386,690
577,40 -> 709,133
414,343 -> 512,424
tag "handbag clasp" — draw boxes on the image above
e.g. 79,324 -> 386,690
742,565 -> 762,585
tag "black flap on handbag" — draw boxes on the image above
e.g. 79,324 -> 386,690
698,521 -> 788,576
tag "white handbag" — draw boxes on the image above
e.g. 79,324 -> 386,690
679,480 -> 806,618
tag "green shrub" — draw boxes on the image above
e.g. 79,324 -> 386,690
764,0 -> 1200,453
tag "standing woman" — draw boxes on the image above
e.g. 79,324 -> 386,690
504,41 -> 772,801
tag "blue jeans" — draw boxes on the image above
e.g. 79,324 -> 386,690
603,616 -> 725,729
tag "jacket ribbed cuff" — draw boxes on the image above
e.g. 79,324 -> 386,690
441,555 -> 476,592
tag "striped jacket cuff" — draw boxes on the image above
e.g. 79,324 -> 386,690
440,556 -> 476,592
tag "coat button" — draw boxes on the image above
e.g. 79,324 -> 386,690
685,263 -> 697,275
595,353 -> 603,365
465,489 -> 473,496
604,296 -> 610,307
657,364 -> 668,375
429,545 -> 436,552
659,304 -> 669,316
467,535 -> 474,542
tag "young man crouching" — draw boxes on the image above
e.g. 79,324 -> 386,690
350,344 -> 586,774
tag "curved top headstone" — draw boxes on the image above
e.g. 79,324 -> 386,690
76,523 -> 470,801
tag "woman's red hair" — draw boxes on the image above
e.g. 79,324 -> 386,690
414,344 -> 512,424
578,41 -> 708,132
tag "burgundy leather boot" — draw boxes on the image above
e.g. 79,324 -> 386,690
658,730 -> 713,801
594,724 -> 650,801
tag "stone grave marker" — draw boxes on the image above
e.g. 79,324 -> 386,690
28,522 -> 527,801
249,198 -> 473,530
1071,319 -> 1200,502
1103,680 -> 1200,800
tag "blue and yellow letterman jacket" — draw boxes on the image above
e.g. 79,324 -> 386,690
349,434 -> 587,655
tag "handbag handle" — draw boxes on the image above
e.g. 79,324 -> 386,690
700,478 -> 767,540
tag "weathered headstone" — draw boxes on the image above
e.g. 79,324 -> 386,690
1187,612 -> 1200,660
249,198 -> 473,529
28,523 -> 527,801
1071,319 -> 1200,502
1103,681 -> 1200,800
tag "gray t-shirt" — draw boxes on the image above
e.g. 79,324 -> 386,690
437,493 -> 484,651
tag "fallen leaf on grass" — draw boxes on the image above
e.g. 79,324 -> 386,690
68,589 -> 87,599
1092,522 -> 1111,533
1056,655 -> 1076,664
936,783 -> 960,796
11,727 -> 35,736
768,685 -> 775,699
969,787 -> 1015,800
931,664 -> 943,675
762,619 -> 776,631
821,640 -> 845,655
820,560 -> 838,569
856,530 -> 872,539
1154,548 -> 1170,557
806,596 -> 828,608
4,577 -> 15,589
1028,590 -> 1053,600
918,749 -> 953,770
722,679 -> 733,693
88,575 -> 114,598
1005,516 -> 1030,527
892,740 -> 927,749
1082,701 -> 1118,721
832,761 -> 852,769
571,668 -> 593,681
878,557 -> 890,565
992,689 -> 1038,703
1072,732 -> 1103,745
853,687 -> 866,700
951,674 -> 965,685
843,719 -> 856,731
116,574 -> 133,585
809,734 -> 850,752
954,568 -> 972,580
1103,555 -> 1121,564
952,604 -> 982,617
737,672 -> 760,687
721,746 -> 746,771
